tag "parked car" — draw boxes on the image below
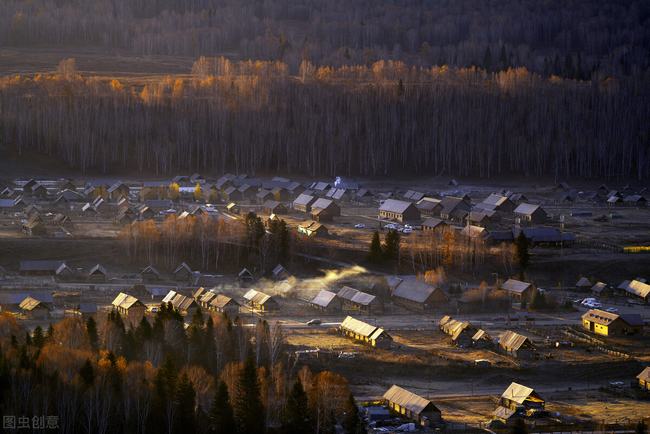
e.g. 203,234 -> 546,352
605,307 -> 618,313
354,223 -> 366,229
306,319 -> 322,326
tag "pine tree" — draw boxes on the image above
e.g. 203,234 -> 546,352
281,380 -> 312,434
515,232 -> 530,273
209,381 -> 236,434
79,358 -> 94,387
342,393 -> 363,434
32,326 -> 45,348
175,373 -> 196,433
368,231 -> 383,263
383,229 -> 400,261
234,354 -> 265,434
483,46 -> 492,71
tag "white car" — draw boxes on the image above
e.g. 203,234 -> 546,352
354,223 -> 366,229
605,307 -> 618,313
384,223 -> 397,230
402,228 -> 413,234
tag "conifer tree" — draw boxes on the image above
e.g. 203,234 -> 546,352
209,381 -> 236,434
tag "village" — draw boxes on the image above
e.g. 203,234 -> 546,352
0,172 -> 649,433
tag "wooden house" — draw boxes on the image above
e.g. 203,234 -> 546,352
208,294 -> 240,316
499,382 -> 545,416
310,198 -> 340,221
500,279 -> 534,302
513,203 -> 548,225
499,331 -> 536,359
390,278 -> 448,312
581,309 -> 643,336
339,316 -> 392,348
637,367 -> 650,392
337,286 -> 383,314
173,262 -> 193,282
141,265 -> 161,282
293,193 -> 317,213
111,293 -> 146,324
243,289 -> 279,312
298,221 -> 328,237
383,385 -> 442,427
310,290 -> 341,313
379,199 -> 421,223
88,264 -> 108,282
19,296 -> 51,319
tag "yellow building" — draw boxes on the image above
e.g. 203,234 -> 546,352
581,309 -> 642,337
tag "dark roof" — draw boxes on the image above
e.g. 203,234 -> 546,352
20,260 -> 65,272
379,199 -> 416,214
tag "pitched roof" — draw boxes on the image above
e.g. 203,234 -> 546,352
174,262 -> 192,274
112,292 -> 143,310
499,330 -> 533,351
337,286 -> 376,306
501,382 -> 543,405
141,265 -> 161,277
293,193 -> 316,206
89,264 -> 107,276
576,277 -> 592,287
392,279 -> 439,303
514,203 -> 542,216
210,294 -> 239,309
310,290 -> 338,308
421,218 -> 446,229
638,367 -> 650,382
501,279 -> 532,294
19,296 -> 48,311
19,260 -> 65,272
626,280 -> 650,299
383,385 -> 438,416
591,282 -> 608,293
482,193 -> 510,207
379,199 -> 415,214
340,316 -> 379,337
243,289 -> 274,306
472,329 -> 491,341
581,309 -> 620,326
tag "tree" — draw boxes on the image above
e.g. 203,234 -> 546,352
86,316 -> 99,352
342,393 -> 363,434
194,183 -> 203,201
511,418 -> 528,434
281,380 -> 312,434
515,232 -> 530,274
175,373 -> 197,433
234,354 -> 265,434
636,420 -> 647,434
368,231 -> 383,263
210,381 -> 236,434
32,326 -> 45,348
383,229 -> 400,261
79,358 -> 94,387
530,290 -> 547,310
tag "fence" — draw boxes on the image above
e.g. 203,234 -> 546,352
562,328 -> 632,359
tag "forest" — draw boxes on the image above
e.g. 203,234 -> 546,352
0,306 -> 363,434
1,58 -> 649,179
1,0 -> 649,78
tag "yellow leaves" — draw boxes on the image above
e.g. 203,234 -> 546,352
110,79 -> 124,91
193,183 -> 203,201
172,78 -> 184,99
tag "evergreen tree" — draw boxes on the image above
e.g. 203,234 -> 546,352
79,358 -> 94,387
281,380 -> 312,434
32,326 -> 45,348
483,46 -> 492,71
175,373 -> 196,433
234,354 -> 265,434
515,232 -> 530,273
368,231 -> 383,263
499,44 -> 508,69
210,381 -> 236,434
636,420 -> 647,434
342,393 -> 363,434
530,290 -> 547,310
511,418 -> 528,434
383,229 -> 400,261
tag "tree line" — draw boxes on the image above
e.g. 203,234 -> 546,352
0,304 -> 362,434
1,0 -> 649,78
1,61 -> 649,179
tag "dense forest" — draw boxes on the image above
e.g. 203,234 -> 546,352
1,59 -> 649,179
1,0 -> 649,77
0,307 -> 362,434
